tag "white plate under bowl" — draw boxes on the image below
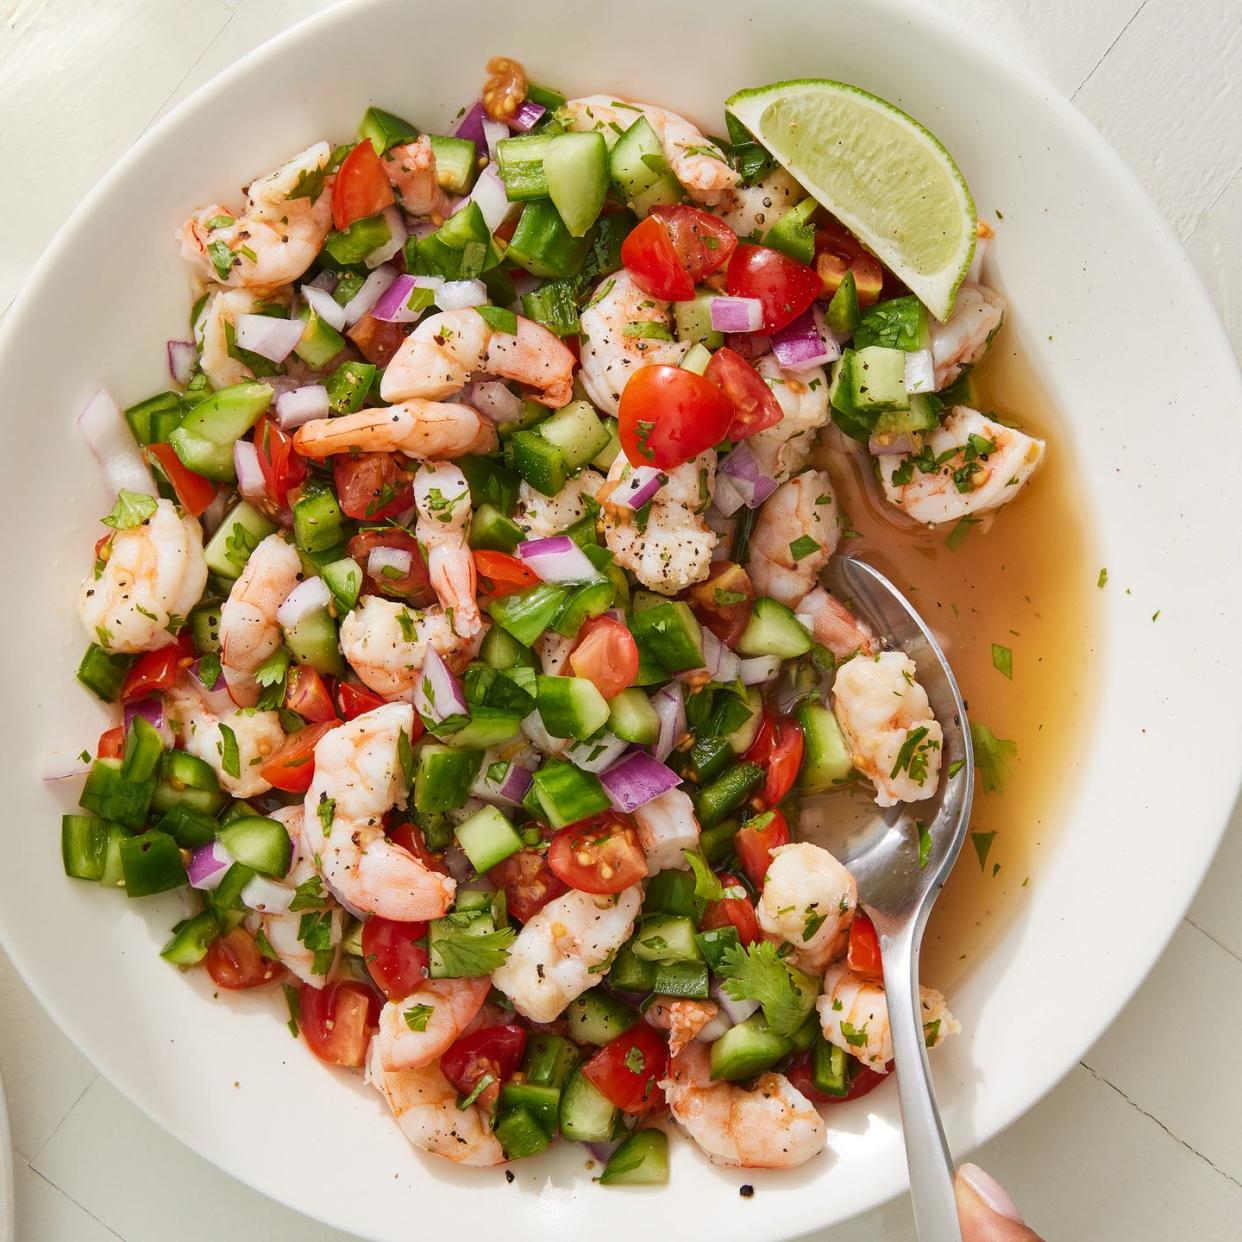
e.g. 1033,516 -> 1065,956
0,1 -> 1238,1239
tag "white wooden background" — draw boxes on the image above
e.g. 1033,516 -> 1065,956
1,0 -> 1239,1237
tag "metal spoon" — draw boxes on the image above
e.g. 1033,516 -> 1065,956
825,554 -> 974,1242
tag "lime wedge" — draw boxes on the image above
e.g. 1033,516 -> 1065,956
726,80 -> 976,321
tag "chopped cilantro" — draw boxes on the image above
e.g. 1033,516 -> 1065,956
316,794 -> 336,837
991,643 -> 1013,680
289,873 -> 326,912
432,926 -> 516,976
457,1072 -> 495,1110
917,821 -> 933,868
716,939 -> 815,1037
788,535 -> 820,562
684,849 -> 724,902
971,830 -> 998,871
624,1046 -> 646,1074
475,304 -> 518,335
1097,568 -> 1108,589
101,490 -> 157,530
839,1020 -> 869,1048
282,983 -> 301,1037
217,722 -> 240,779
403,1004 -> 435,1032
970,722 -> 1017,793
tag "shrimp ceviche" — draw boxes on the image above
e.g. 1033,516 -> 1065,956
62,62 -> 1040,1184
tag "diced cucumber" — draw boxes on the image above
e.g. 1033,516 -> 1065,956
850,345 -> 910,414
538,400 -> 611,469
359,106 -> 418,154
283,608 -> 346,677
631,914 -> 702,963
724,684 -> 764,754
496,133 -> 551,201
812,1033 -> 853,1097
436,707 -> 523,749
499,1081 -> 561,1135
507,200 -> 590,279
797,701 -> 854,790
523,1032 -> 581,1089
736,597 -> 813,659
680,342 -> 713,375
674,289 -> 724,349
497,397 -> 550,439
607,689 -> 660,745
565,988 -> 640,1046
486,583 -> 569,647
521,279 -> 580,338
160,911 -> 220,966
427,135 -> 477,193
629,601 -> 703,673
609,115 -> 683,216
854,295 -> 931,353
827,349 -> 875,442
599,1129 -> 669,1186
608,938 -> 657,993
321,557 -> 363,613
591,417 -> 622,471
537,675 -> 610,740
551,580 -> 614,640
203,502 -> 277,580
454,805 -> 523,872
175,382 -> 272,453
651,959 -> 710,998
510,429 -> 568,497
480,625 -> 534,671
559,1069 -> 621,1143
292,481 -> 344,556
414,745 -> 483,813
644,869 -> 703,919
871,393 -> 940,451
469,503 -> 525,553
529,761 -> 611,828
494,1104 -> 552,1159
543,130 -> 609,237
217,816 -> 293,878
709,1013 -> 794,1081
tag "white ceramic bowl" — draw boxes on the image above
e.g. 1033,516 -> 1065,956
1,1 -> 1238,1238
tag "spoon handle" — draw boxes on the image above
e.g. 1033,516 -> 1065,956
880,918 -> 963,1242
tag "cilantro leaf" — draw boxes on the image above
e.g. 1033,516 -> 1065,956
316,794 -> 336,838
991,643 -> 1013,680
403,1003 -> 435,1032
716,940 -> 817,1037
788,535 -> 820,562
624,1046 -> 646,1074
297,910 -> 336,976
431,925 -> 516,976
475,304 -> 518,335
282,983 -> 301,1037
102,490 -> 157,530
970,722 -> 1017,794
254,646 -> 291,688
971,830 -> 998,871
287,163 -> 327,203
917,821 -> 933,868
197,652 -> 222,693
217,722 -> 240,779
839,1019 -> 869,1048
288,873 -> 326,912
457,1071 -> 495,1110
683,849 -> 723,903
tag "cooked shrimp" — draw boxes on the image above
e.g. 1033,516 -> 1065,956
79,498 -> 208,654
218,534 -> 302,676
413,464 -> 480,638
817,963 -> 958,1073
602,450 -> 716,594
747,470 -> 841,606
366,1043 -> 505,1167
302,703 -> 457,920
646,998 -> 718,1056
757,842 -> 857,974
375,977 -> 491,1071
565,96 -> 738,206
293,401 -> 497,462
517,469 -> 604,537
713,167 -> 803,238
578,271 -> 687,415
197,289 -> 265,389
180,706 -> 286,798
339,595 -> 479,700
877,406 -> 1045,526
491,885 -> 643,1023
663,1042 -> 827,1169
632,788 -> 700,874
747,355 -> 832,483
178,142 -> 333,294
796,588 -> 875,660
931,282 -> 1005,391
384,136 -> 453,221
832,651 -> 942,807
380,309 -> 574,408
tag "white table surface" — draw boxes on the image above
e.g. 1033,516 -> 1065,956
1,0 -> 1240,1237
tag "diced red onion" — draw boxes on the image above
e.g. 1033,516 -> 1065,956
517,536 -> 601,585
78,388 -> 157,497
522,709 -> 568,755
869,430 -> 917,457
241,874 -> 294,912
460,164 -> 512,233
904,348 -> 935,395
188,657 -> 235,715
444,843 -> 476,883
188,841 -> 233,891
234,439 -> 266,502
199,489 -> 230,538
463,378 -> 523,423
413,645 -> 468,723
364,206 -> 407,270
711,979 -> 759,1026
702,628 -> 740,683
719,441 -> 780,510
42,751 -> 93,782
367,545 -> 412,579
585,1139 -> 624,1164
650,682 -> 685,764
470,758 -> 534,806
275,384 -> 330,430
435,279 -> 489,311
709,296 -> 764,334
234,314 -> 305,364
167,339 -> 196,387
373,273 -> 440,323
711,474 -> 746,518
483,118 -> 508,162
307,270 -> 338,293
455,100 -> 488,145
795,611 -> 815,633
738,654 -> 782,685
276,576 -> 330,629
725,332 -> 771,362
696,1011 -> 732,1042
615,466 -> 666,510
599,750 -> 682,814
300,283 -> 347,332
770,306 -> 839,371
342,264 -> 399,328
567,731 -> 629,774
508,100 -> 546,132
124,696 -> 173,745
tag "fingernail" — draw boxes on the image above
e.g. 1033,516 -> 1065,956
960,1163 -> 1024,1223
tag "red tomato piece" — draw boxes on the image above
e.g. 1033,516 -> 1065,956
763,716 -> 804,806
284,665 -> 339,724
348,528 -> 435,607
96,726 -> 125,759
648,204 -> 738,283
568,616 -> 639,700
253,416 -> 307,510
147,443 -> 218,517
726,243 -> 822,333
474,549 -> 539,599
687,561 -> 754,649
299,980 -> 380,1067
733,808 -> 792,888
335,680 -> 387,720
582,1025 -> 669,1114
847,911 -> 883,979
120,635 -> 194,702
332,141 -> 396,231
620,216 -> 695,301
440,1024 -> 527,1110
333,453 -> 414,522
618,364 -> 733,470
205,927 -> 284,990
547,816 -> 647,895
699,871 -> 761,945
259,720 -> 339,793
361,916 -> 429,1001
347,313 -> 407,366
703,347 -> 784,441
388,821 -> 444,873
488,847 -> 567,923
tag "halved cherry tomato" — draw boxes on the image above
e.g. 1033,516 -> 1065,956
618,364 -> 733,470
582,1024 -> 668,1114
120,635 -> 194,702
388,820 -> 442,871
569,616 -> 639,700
335,680 -> 387,721
332,140 -> 396,231
440,1024 -> 527,1110
547,815 -> 647,895
205,927 -> 284,990
733,808 -> 792,888
620,215 -> 694,300
474,549 -> 539,599
687,560 -> 754,648
333,453 -> 414,522
348,528 -> 435,606
97,726 -> 125,759
254,415 -> 307,509
259,720 -> 339,793
361,916 -> 429,1000
744,711 -> 804,806
726,243 -> 822,333
146,443 -> 218,517
847,910 -> 883,979
815,223 -> 885,307
648,204 -> 738,283
284,665 -> 338,724
699,871 -> 761,945
488,848 -> 568,923
704,347 -> 783,441
348,313 -> 407,366
786,1052 -> 888,1105
299,979 -> 380,1066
